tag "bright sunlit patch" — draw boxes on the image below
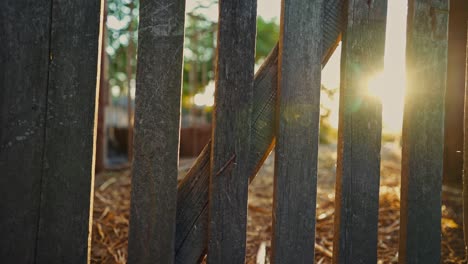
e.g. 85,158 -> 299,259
194,81 -> 215,107
367,71 -> 406,133
194,94 -> 214,107
367,73 -> 386,99
320,0 -> 407,134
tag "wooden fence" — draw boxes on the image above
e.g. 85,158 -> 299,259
1,0 -> 103,263
0,0 -> 451,263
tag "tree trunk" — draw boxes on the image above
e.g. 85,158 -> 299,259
95,0 -> 108,173
127,1 -> 135,163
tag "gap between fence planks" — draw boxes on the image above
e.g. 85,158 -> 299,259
207,0 -> 257,263
271,0 -> 323,263
399,1 -> 449,263
1,0 -> 103,263
127,0 -> 185,263
332,1 -> 387,263
175,1 -> 345,262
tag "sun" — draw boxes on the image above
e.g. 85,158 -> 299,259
321,0 -> 407,134
367,71 -> 406,133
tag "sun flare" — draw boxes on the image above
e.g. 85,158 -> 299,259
322,0 -> 407,134
367,71 -> 406,133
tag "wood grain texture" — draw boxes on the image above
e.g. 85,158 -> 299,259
175,1 -> 345,262
1,0 -> 102,263
127,0 -> 185,263
271,0 -> 323,263
34,1 -> 103,263
332,1 -> 387,263
207,0 -> 257,262
399,1 -> 448,263
0,1 -> 51,262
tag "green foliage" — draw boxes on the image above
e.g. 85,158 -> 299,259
320,85 -> 339,144
183,12 -> 216,96
105,0 -> 336,143
182,7 -> 280,96
105,0 -> 280,100
106,0 -> 138,96
256,17 -> 280,61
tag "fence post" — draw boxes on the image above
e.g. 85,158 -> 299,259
127,0 -> 186,263
0,0 -> 103,263
333,1 -> 387,263
271,0 -> 323,263
399,1 -> 449,263
207,0 -> 257,262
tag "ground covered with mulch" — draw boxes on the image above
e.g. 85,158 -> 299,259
91,143 -> 466,263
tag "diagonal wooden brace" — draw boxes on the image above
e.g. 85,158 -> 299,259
174,1 -> 345,262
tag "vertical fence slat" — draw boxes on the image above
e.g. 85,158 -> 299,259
399,1 -> 449,263
0,1 -> 51,262
333,1 -> 387,263
271,0 -> 323,263
34,0 -> 103,262
1,0 -> 102,262
127,0 -> 185,263
207,0 -> 257,262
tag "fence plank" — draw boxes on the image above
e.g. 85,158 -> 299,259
127,0 -> 185,263
271,0 -> 323,263
1,0 -> 102,262
34,1 -> 103,262
399,1 -> 449,263
332,1 -> 387,263
207,0 -> 257,262
175,1 -> 345,262
0,1 -> 51,262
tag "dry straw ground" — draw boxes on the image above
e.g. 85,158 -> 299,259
91,144 -> 465,263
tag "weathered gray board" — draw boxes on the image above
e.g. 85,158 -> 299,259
127,0 -> 185,263
399,1 -> 449,263
0,0 -> 103,263
271,0 -> 323,263
207,0 -> 257,262
332,1 -> 387,263
1,1 -> 51,262
175,0 -> 344,262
